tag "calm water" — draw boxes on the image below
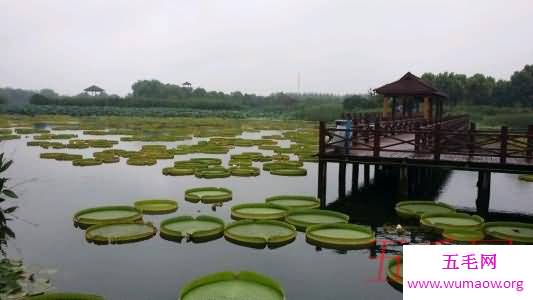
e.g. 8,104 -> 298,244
2,128 -> 532,300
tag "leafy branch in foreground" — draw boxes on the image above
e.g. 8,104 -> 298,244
0,152 -> 18,255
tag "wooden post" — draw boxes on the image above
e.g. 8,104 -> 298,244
433,124 -> 441,160
500,126 -> 508,164
373,120 -> 380,157
414,122 -> 421,153
352,163 -> 359,191
398,167 -> 408,200
423,97 -> 431,121
338,162 -> 346,199
383,96 -> 390,118
318,161 -> 327,208
476,171 -> 491,219
469,122 -> 476,156
363,164 -> 370,186
392,97 -> 397,122
401,97 -> 407,117
527,125 -> 533,161
319,121 -> 326,154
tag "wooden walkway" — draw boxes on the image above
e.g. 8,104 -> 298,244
319,116 -> 533,174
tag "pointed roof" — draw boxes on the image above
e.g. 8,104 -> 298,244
84,85 -> 104,92
374,72 -> 447,98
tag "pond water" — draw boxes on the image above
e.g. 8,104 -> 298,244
1,127 -> 532,300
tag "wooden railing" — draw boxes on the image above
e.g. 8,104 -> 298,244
320,117 -> 533,164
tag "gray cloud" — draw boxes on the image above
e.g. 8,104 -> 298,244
1,0 -> 533,96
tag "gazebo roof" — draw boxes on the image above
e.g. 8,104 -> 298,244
84,85 -> 104,92
374,72 -> 448,98
182,82 -> 192,86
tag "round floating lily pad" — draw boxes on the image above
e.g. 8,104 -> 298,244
420,212 -> 484,232
126,157 -> 157,166
395,201 -> 456,219
179,271 -> 285,300
231,203 -> 288,220
185,187 -> 233,204
134,199 -> 178,214
386,257 -> 403,290
518,174 -> 533,182
190,158 -> 222,165
265,195 -> 320,209
224,219 -> 296,249
195,168 -> 231,179
72,158 -> 103,167
160,215 -> 224,242
230,166 -> 260,177
163,167 -> 195,176
305,223 -> 376,249
262,161 -> 301,171
443,229 -> 485,243
228,159 -> 253,167
483,222 -> 533,244
27,292 -> 104,300
174,160 -> 208,170
286,209 -> 349,231
73,206 -> 142,228
85,222 -> 156,244
270,168 -> 307,176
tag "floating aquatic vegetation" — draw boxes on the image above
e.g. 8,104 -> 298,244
395,201 -> 456,219
442,229 -> 485,243
126,157 -> 157,166
483,222 -> 533,244
228,159 -> 253,167
160,215 -> 224,242
190,158 -> 222,166
518,174 -> 533,182
265,195 -> 320,209
134,199 -> 178,214
270,168 -> 307,176
92,152 -> 120,163
120,135 -> 189,142
420,212 -> 484,232
72,158 -> 103,167
195,167 -> 231,179
14,128 -> 50,134
26,292 -> 105,300
286,209 -> 349,231
230,166 -> 260,177
85,222 -> 157,244
162,167 -> 195,176
184,187 -> 233,204
224,220 -> 296,249
174,160 -> 209,170
231,203 -> 288,220
386,257 -> 403,290
73,205 -> 142,228
27,141 -> 66,149
0,259 -> 58,299
39,153 -> 83,161
261,134 -> 284,139
305,223 -> 376,249
0,128 -> 12,135
34,134 -> 77,140
0,134 -> 20,141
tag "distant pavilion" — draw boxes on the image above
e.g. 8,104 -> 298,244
84,85 -> 105,96
182,82 -> 192,89
374,72 -> 448,122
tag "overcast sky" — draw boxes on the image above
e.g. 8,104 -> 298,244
1,0 -> 533,96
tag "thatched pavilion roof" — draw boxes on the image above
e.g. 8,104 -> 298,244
83,85 -> 104,92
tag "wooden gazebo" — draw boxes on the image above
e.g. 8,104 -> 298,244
84,85 -> 105,96
374,72 -> 447,122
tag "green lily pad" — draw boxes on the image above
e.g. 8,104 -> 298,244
162,167 -> 195,176
230,167 -> 260,177
160,215 -> 224,242
72,158 -> 103,167
265,195 -> 320,209
386,257 -> 403,290
179,271 -> 284,300
195,168 -> 231,179
270,168 -> 307,176
395,201 -> 455,219
286,209 -> 349,231
190,158 -> 222,166
224,220 -> 296,249
518,175 -> 533,182
134,199 -> 178,214
305,223 -> 375,249
185,187 -> 233,204
231,203 -> 288,221
85,222 -> 157,244
442,229 -> 485,243
483,222 -> 533,244
73,206 -> 142,228
420,212 -> 484,232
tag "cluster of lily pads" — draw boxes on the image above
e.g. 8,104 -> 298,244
395,201 -> 533,244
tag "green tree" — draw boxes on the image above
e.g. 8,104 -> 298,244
510,64 -> 533,107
